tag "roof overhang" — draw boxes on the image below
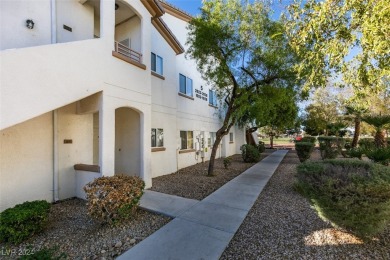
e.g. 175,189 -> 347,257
158,1 -> 192,22
140,0 -> 165,18
151,17 -> 185,55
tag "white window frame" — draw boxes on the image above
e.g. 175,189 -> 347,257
151,52 -> 163,75
209,89 -> 217,106
208,132 -> 216,147
151,128 -> 164,147
229,132 -> 234,142
179,74 -> 193,97
180,130 -> 194,150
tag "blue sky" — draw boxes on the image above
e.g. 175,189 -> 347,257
166,0 -> 294,20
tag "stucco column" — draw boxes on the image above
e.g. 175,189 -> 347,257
99,95 -> 115,176
100,0 -> 115,47
141,107 -> 152,188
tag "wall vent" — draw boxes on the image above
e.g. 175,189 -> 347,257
63,25 -> 72,32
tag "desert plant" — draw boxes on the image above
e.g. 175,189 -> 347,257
295,142 -> 315,162
317,136 -> 345,159
84,175 -> 145,224
0,200 -> 51,244
223,157 -> 232,169
256,141 -> 265,154
362,114 -> 390,148
241,144 -> 261,163
365,147 -> 390,165
296,160 -> 390,238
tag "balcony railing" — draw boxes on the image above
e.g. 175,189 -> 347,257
114,41 -> 142,63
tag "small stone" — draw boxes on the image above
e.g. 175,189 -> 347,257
129,239 -> 136,244
115,241 -> 122,248
100,250 -> 106,254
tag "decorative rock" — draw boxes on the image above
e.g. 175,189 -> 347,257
114,241 -> 122,248
129,239 -> 136,244
100,250 -> 106,254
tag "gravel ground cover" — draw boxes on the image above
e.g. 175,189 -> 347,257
150,151 -> 274,200
221,150 -> 390,259
0,199 -> 170,260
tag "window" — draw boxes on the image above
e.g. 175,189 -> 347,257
180,131 -> 193,149
151,53 -> 163,75
209,90 -> 217,106
179,74 -> 193,97
151,128 -> 164,147
208,132 -> 216,147
229,132 -> 234,142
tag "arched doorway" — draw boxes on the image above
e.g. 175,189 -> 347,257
115,107 -> 140,176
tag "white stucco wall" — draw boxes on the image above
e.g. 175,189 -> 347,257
0,112 -> 53,211
0,0 -> 52,50
115,16 -> 142,54
57,103 -> 94,199
56,0 -> 95,43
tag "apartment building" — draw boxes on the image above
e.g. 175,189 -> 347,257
0,0 -> 245,211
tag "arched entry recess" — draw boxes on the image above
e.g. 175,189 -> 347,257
115,107 -> 141,176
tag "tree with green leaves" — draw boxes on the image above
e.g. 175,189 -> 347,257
284,0 -> 390,98
187,0 -> 302,175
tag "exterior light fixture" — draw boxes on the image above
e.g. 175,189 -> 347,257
115,3 -> 119,10
26,19 -> 34,29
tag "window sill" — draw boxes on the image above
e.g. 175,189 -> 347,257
152,147 -> 166,152
74,164 -> 100,173
112,51 -> 146,70
178,92 -> 194,100
151,71 -> 165,80
229,141 -> 234,144
179,149 -> 196,154
209,104 -> 218,108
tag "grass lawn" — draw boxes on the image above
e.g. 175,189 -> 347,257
260,137 -> 293,145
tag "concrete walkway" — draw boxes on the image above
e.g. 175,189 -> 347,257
118,150 -> 288,260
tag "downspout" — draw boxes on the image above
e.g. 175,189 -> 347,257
51,0 -> 59,202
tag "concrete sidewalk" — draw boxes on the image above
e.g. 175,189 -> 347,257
118,150 -> 288,260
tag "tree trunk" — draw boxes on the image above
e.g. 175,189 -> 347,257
246,127 -> 257,145
375,129 -> 386,148
270,134 -> 274,149
351,117 -> 361,148
208,134 -> 224,176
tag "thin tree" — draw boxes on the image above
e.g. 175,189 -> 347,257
187,0 -> 302,175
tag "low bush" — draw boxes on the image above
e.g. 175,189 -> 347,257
0,200 -> 51,244
296,160 -> 390,238
241,144 -> 261,163
365,147 -> 390,165
295,142 -> 315,162
84,175 -> 145,224
19,247 -> 67,260
223,157 -> 232,169
257,141 -> 265,154
301,136 -> 316,144
358,138 -> 376,150
345,147 -> 364,160
318,136 -> 345,159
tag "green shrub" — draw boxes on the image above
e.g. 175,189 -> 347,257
241,144 -> 261,163
296,160 -> 390,238
318,136 -> 345,159
223,157 -> 232,169
19,247 -> 67,260
301,136 -> 316,144
256,141 -> 265,154
358,138 -> 376,150
365,147 -> 390,165
345,147 -> 364,159
84,175 -> 145,224
295,142 -> 315,162
0,201 -> 51,244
